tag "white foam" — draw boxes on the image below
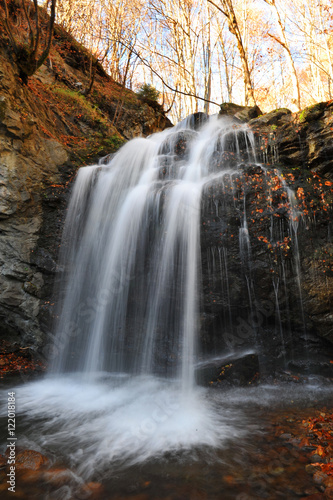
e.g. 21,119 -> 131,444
11,374 -> 244,479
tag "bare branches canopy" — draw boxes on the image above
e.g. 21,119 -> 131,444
4,0 -> 333,118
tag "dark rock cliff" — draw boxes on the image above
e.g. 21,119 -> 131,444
250,102 -> 333,176
197,104 -> 333,382
249,102 -> 333,355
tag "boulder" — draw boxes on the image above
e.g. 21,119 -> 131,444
249,101 -> 333,176
219,102 -> 262,122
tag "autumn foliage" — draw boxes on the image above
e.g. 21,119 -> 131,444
0,341 -> 45,378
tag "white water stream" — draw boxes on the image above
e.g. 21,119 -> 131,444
50,116 -> 256,390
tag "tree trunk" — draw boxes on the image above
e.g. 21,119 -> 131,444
208,0 -> 256,106
264,0 -> 301,111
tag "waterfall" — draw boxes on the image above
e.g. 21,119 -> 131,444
1,114 -> 317,490
50,115 -> 257,391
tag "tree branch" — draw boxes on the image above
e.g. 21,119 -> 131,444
37,0 -> 56,68
107,37 -> 220,107
2,0 -> 20,55
207,0 -> 228,17
21,0 -> 34,47
32,0 -> 40,56
266,32 -> 288,52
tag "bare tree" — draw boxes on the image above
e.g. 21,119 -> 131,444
2,0 -> 56,83
208,0 -> 256,105
284,0 -> 333,102
263,0 -> 301,111
44,0 -> 333,119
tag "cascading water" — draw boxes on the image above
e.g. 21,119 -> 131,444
1,114 -> 319,498
50,115 -> 257,391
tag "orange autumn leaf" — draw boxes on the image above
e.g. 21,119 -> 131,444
299,437 -> 310,447
312,446 -> 325,457
313,463 -> 333,476
223,475 -> 236,485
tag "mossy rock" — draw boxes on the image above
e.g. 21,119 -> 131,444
102,135 -> 126,153
299,102 -> 327,124
273,107 -> 291,114
219,102 -> 262,122
249,108 -> 292,127
0,96 -> 6,121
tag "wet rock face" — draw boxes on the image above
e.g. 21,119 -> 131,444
196,352 -> 260,387
209,101 -> 333,376
186,112 -> 209,130
249,104 -> 333,364
199,161 -> 333,376
221,101 -> 333,177
249,101 -> 333,176
158,129 -> 198,159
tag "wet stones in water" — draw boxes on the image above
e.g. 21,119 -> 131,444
157,155 -> 184,180
158,130 -> 197,160
157,129 -> 198,179
189,112 -> 209,131
196,353 -> 260,387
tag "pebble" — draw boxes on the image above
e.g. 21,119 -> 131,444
305,464 -> 321,474
313,471 -> 328,485
279,433 -> 293,440
311,454 -> 326,463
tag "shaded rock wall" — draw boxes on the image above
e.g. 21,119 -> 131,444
248,103 -> 333,353
200,165 -> 333,376
197,103 -> 333,378
249,102 -> 333,176
0,55 -> 69,347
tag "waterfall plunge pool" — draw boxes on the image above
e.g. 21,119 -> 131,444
1,375 -> 333,499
